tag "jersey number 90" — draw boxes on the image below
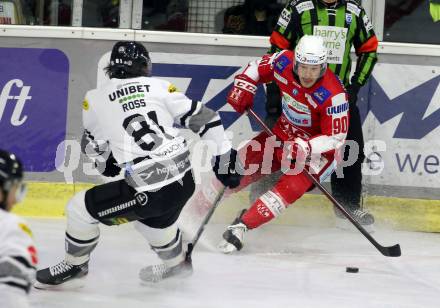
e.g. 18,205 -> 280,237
333,116 -> 348,134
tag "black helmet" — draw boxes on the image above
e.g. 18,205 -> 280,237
0,149 -> 25,210
106,41 -> 152,79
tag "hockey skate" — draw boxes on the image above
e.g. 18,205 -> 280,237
218,209 -> 248,254
335,207 -> 375,233
34,260 -> 89,290
139,258 -> 193,283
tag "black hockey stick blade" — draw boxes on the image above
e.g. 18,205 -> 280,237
380,243 -> 401,257
303,169 -> 402,258
185,243 -> 194,262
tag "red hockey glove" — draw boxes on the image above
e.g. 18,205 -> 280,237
288,137 -> 311,163
227,74 -> 258,114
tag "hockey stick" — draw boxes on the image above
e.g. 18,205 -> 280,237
186,186 -> 226,260
248,109 -> 401,257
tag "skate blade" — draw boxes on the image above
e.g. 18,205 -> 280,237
335,218 -> 375,234
34,277 -> 86,290
217,240 -> 238,254
139,267 -> 193,284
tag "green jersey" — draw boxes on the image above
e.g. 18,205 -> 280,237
270,0 -> 378,87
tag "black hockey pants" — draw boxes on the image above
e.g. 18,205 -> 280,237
331,102 -> 365,210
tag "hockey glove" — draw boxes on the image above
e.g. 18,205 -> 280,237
287,137 -> 311,163
227,74 -> 258,114
95,152 -> 121,177
212,149 -> 243,189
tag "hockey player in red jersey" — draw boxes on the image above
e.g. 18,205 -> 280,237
219,35 -> 350,253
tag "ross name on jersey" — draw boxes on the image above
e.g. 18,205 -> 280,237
122,98 -> 147,112
108,84 -> 151,112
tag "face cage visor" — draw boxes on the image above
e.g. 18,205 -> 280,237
15,181 -> 27,203
3,179 -> 27,203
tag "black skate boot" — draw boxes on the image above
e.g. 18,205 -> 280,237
218,209 -> 248,254
34,260 -> 89,290
139,258 -> 193,283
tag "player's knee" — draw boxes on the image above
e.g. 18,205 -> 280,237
66,190 -> 99,240
272,174 -> 311,205
66,190 -> 94,222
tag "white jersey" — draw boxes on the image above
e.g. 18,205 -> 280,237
0,209 -> 37,305
82,76 -> 231,191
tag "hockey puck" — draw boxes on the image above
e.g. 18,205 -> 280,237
346,267 -> 359,273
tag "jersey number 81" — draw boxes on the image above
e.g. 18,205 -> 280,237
123,111 -> 172,151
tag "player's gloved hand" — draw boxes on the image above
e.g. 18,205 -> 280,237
287,137 -> 311,163
212,149 -> 243,189
347,81 -> 361,106
95,152 -> 121,177
227,74 -> 258,114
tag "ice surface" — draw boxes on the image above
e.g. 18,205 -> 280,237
28,218 -> 440,308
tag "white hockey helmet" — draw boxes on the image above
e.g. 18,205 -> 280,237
293,35 -> 328,78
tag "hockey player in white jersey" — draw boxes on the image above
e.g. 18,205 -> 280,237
35,41 -> 242,287
0,149 -> 37,308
